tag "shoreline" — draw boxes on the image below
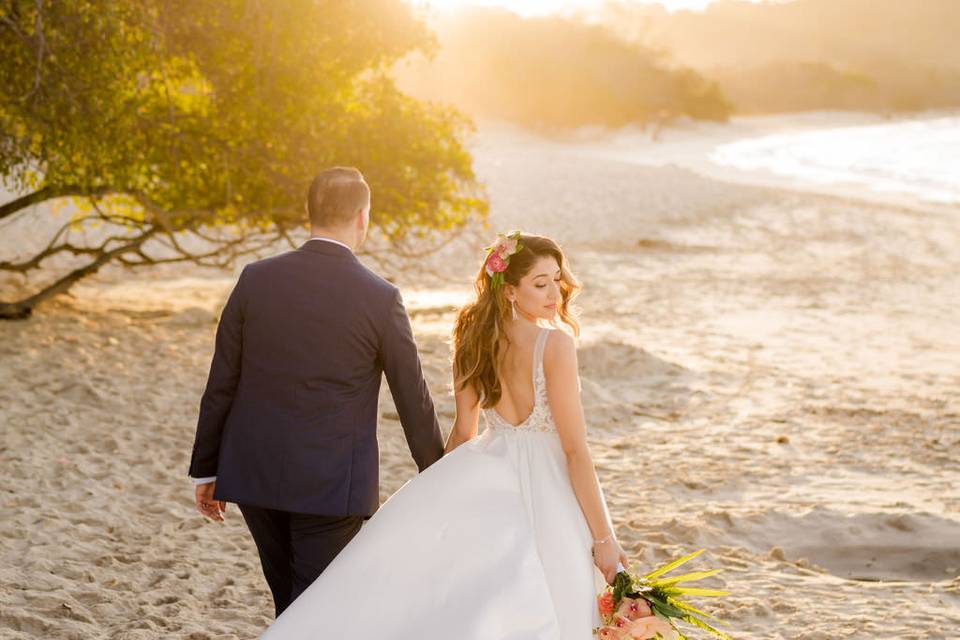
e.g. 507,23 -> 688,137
472,109 -> 960,218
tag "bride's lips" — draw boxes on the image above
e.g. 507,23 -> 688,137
545,304 -> 556,309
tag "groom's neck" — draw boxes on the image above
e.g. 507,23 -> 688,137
310,226 -> 357,252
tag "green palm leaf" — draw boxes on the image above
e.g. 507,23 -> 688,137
652,568 -> 724,586
665,596 -> 721,621
667,586 -> 730,597
681,612 -> 734,640
643,549 -> 706,581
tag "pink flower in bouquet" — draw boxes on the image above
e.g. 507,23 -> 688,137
612,614 -> 631,629
626,615 -> 678,640
597,625 -> 628,640
598,591 -> 617,616
485,251 -> 508,275
616,597 -> 653,621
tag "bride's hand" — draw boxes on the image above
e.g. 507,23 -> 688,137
593,536 -> 630,585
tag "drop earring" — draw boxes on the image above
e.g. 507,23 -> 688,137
511,299 -> 518,321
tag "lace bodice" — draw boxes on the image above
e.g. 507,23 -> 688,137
482,327 -> 558,434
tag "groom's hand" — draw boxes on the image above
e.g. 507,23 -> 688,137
195,481 -> 227,522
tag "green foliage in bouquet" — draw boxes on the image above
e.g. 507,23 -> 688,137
610,549 -> 732,640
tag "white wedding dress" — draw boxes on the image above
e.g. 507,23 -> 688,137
260,327 -> 610,639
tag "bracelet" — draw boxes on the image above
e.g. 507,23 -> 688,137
593,534 -> 613,545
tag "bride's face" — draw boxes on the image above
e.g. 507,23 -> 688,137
508,255 -> 561,321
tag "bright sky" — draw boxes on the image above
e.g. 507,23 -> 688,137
417,0 -> 723,16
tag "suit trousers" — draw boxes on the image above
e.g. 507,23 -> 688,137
238,504 -> 364,617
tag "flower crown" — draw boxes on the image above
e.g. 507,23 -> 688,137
483,230 -> 523,290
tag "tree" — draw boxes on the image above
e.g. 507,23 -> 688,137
393,9 -> 733,131
0,0 -> 487,318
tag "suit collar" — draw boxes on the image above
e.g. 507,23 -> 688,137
298,237 -> 358,261
307,235 -> 351,250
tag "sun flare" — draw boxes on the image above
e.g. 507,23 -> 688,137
414,0 -> 720,17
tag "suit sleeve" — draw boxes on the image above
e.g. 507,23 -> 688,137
380,287 -> 445,472
188,269 -> 247,478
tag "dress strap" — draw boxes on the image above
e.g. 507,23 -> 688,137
532,327 -> 550,390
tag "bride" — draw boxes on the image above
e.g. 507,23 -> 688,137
260,232 -> 630,639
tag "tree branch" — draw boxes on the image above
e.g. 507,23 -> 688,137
0,185 -> 111,221
0,225 -> 158,319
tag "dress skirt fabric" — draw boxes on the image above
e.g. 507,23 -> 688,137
260,426 -> 607,639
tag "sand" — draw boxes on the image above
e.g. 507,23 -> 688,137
1,115 -> 959,639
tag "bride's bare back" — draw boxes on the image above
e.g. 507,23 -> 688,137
491,324 -> 544,426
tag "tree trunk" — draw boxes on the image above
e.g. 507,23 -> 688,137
0,227 -> 156,320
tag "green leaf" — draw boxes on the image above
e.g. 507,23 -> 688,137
611,571 -> 634,604
644,549 -> 706,581
666,587 -> 730,597
664,596 -> 721,621
680,612 -> 734,640
651,569 -> 723,587
645,596 -> 689,619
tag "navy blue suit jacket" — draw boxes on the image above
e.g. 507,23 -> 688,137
187,239 -> 445,517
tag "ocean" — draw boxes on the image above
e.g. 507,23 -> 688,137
710,114 -> 960,206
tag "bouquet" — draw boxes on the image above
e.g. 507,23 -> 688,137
594,549 -> 732,640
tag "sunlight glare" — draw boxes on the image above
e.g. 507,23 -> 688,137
415,0 -> 719,17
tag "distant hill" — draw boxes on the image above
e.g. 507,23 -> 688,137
599,0 -> 960,113
393,8 -> 732,131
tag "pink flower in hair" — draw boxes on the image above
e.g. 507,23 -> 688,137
485,251 -> 508,275
483,230 -> 523,288
500,236 -> 518,255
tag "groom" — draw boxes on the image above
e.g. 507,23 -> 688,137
187,166 -> 445,617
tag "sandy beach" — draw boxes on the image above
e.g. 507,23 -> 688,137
2,114 -> 959,638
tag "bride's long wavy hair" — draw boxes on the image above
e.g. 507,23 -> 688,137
452,233 -> 581,408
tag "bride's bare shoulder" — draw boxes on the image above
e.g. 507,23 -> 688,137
542,328 -> 577,372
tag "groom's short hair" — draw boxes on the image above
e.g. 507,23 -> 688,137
307,167 -> 371,228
